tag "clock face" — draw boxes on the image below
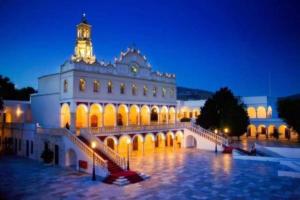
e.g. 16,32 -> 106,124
131,65 -> 138,74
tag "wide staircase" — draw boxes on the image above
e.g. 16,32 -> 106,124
187,123 -> 229,148
77,135 -> 145,185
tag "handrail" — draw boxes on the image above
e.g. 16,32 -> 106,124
188,123 -> 228,146
81,122 -> 189,135
37,127 -> 109,171
81,129 -> 127,170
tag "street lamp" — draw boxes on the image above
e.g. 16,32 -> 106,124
127,138 -> 130,171
91,141 -> 96,181
224,128 -> 229,134
214,129 -> 218,153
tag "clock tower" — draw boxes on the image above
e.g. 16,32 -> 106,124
71,14 -> 96,64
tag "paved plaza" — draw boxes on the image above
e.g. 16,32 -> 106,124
1,148 -> 300,200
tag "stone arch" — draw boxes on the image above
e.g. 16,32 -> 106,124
247,107 -> 256,119
160,106 -> 168,124
129,105 -> 140,125
185,135 -> 197,148
89,104 -> 102,128
60,103 -> 71,128
257,106 -> 267,119
155,132 -> 165,148
175,131 -> 183,148
268,125 -> 276,136
257,124 -> 267,135
118,135 -> 131,157
166,131 -> 174,147
150,106 -> 159,124
144,133 -> 155,152
192,108 -> 200,118
141,105 -> 150,125
65,148 -> 77,169
76,104 -> 88,128
169,107 -> 176,124
132,134 -> 144,152
247,124 -> 256,137
104,136 -> 118,150
180,106 -> 191,119
117,104 -> 128,126
104,104 -> 116,127
278,125 -> 289,139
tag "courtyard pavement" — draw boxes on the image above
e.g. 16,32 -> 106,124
1,148 -> 300,200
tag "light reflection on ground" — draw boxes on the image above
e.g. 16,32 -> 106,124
1,148 -> 300,199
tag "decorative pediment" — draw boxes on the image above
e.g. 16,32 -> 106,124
115,47 -> 151,69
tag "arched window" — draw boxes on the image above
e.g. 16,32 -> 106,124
120,83 -> 125,94
153,87 -> 157,97
63,80 -> 68,93
93,80 -> 100,93
107,81 -> 112,93
162,88 -> 166,97
132,84 -> 137,96
143,85 -> 148,96
79,79 -> 86,92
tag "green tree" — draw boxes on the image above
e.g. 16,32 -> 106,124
277,98 -> 300,141
0,75 -> 36,101
196,87 -> 249,139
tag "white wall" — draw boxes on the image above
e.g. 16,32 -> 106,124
31,93 -> 60,127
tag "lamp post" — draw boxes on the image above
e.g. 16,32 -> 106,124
91,141 -> 96,181
214,129 -> 218,153
127,138 -> 130,171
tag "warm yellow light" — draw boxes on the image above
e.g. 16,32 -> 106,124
16,107 -> 23,117
224,128 -> 229,133
127,138 -> 131,144
91,141 -> 96,149
214,129 -> 218,134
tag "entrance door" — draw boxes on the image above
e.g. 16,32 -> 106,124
55,145 -> 59,165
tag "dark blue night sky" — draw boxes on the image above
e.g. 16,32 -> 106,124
0,0 -> 299,97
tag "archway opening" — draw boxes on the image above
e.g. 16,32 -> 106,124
117,104 -> 128,126
192,108 -> 200,119
155,133 -> 165,148
257,106 -> 267,119
151,107 -> 159,124
185,135 -> 197,148
258,125 -> 267,135
105,137 -> 116,150
160,106 -> 168,124
247,107 -> 256,119
60,103 -> 71,128
104,104 -> 116,127
268,125 -> 275,138
89,104 -> 102,128
118,136 -> 131,157
175,131 -> 183,148
129,105 -> 139,126
76,104 -> 88,128
141,105 -> 150,125
169,107 -> 176,124
247,125 -> 256,137
144,134 -> 155,153
166,132 -> 174,147
132,135 -> 143,154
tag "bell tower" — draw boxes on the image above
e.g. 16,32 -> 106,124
71,13 -> 96,64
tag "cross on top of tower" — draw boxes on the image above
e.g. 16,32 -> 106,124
81,12 -> 88,24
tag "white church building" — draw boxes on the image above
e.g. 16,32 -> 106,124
0,15 -> 296,184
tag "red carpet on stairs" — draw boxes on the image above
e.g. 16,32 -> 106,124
77,135 -> 144,184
